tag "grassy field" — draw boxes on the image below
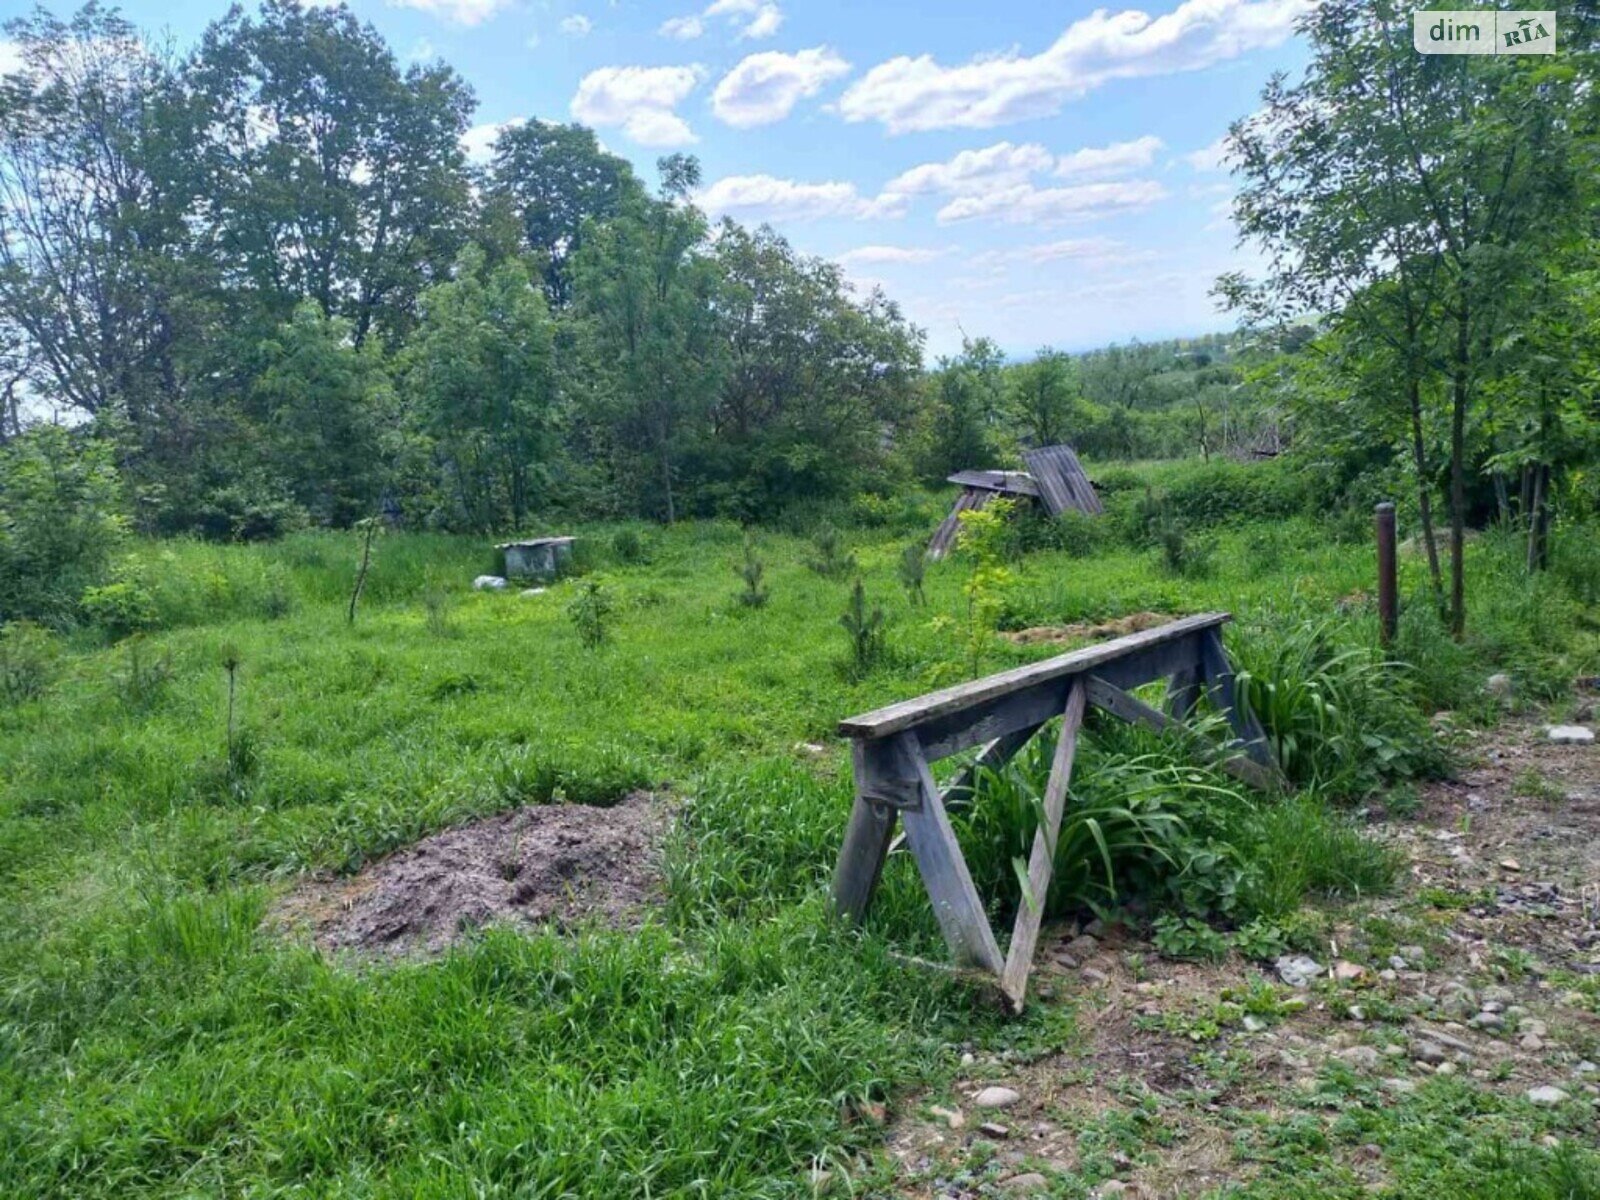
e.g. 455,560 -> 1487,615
1,494 -> 1596,1197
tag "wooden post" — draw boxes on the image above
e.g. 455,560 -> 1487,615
1375,502 -> 1398,646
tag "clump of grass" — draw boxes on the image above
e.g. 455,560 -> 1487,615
611,527 -> 647,565
422,583 -> 456,637
1242,792 -> 1404,918
115,636 -> 173,710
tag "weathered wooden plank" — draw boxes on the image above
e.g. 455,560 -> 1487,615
842,613 -> 1229,741
1199,627 -> 1273,766
1000,681 -> 1087,1010
946,469 -> 1040,497
1022,444 -> 1104,516
928,488 -> 996,560
1083,676 -> 1282,791
830,740 -> 900,923
893,732 -> 1005,973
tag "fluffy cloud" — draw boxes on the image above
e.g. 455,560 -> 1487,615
560,14 -> 592,36
697,174 -> 906,222
685,0 -> 784,40
883,141 -> 1055,198
1055,135 -> 1165,179
387,0 -> 511,27
659,15 -> 704,39
936,179 -> 1168,224
1183,135 -> 1231,171
835,245 -> 946,265
711,47 -> 850,128
571,65 -> 703,146
839,0 -> 1312,133
461,117 -> 526,163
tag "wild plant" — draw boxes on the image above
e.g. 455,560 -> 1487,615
897,542 -> 926,606
737,534 -> 769,608
347,517 -> 380,625
568,580 -> 615,649
839,579 -> 886,679
808,525 -> 856,578
0,621 -> 57,705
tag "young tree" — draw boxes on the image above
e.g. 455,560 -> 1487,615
404,246 -> 559,529
251,302 -> 388,526
1221,0 -> 1593,635
1008,348 -> 1082,448
570,158 -> 724,523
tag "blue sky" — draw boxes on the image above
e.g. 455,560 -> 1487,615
2,0 -> 1314,356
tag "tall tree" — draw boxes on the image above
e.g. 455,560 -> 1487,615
190,0 -> 474,349
1221,0 -> 1593,635
487,121 -> 640,308
404,246 -> 559,529
571,158 -> 724,524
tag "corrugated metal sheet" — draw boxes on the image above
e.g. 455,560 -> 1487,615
1022,444 -> 1103,516
927,487 -> 995,560
945,469 -> 1040,497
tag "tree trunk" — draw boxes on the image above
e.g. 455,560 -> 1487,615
1406,373 -> 1445,612
1448,305 -> 1469,640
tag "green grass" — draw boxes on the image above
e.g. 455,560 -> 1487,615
0,507 -> 1595,1196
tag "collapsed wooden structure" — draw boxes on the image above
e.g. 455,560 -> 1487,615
829,612 -> 1280,1012
927,444 -> 1104,559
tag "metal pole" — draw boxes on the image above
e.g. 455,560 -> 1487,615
1375,502 -> 1398,646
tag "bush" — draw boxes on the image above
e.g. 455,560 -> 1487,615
0,621 -> 59,705
611,528 -> 647,565
1233,616 -> 1449,796
80,580 -> 157,639
567,579 -> 615,649
0,427 -> 126,625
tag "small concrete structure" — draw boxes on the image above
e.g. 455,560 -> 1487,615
498,537 -> 575,581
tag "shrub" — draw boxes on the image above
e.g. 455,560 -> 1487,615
567,580 -> 615,649
0,621 -> 59,705
80,580 -> 157,639
808,525 -> 856,578
1156,519 -> 1215,579
839,580 -> 886,679
611,528 -> 647,565
1233,616 -> 1448,796
0,426 -> 126,625
897,543 -> 926,606
736,534 -> 769,608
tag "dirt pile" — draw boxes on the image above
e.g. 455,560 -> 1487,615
1003,612 -> 1175,647
276,792 -> 668,957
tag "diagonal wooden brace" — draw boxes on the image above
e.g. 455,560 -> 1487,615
999,681 -> 1087,1011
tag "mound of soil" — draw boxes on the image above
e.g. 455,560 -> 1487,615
276,792 -> 668,957
1004,611 -> 1175,647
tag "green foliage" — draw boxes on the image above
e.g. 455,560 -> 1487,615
736,533 -> 769,608
897,542 -> 926,605
114,636 -> 174,711
838,579 -> 886,678
1233,617 -> 1448,796
1152,915 -> 1230,962
79,580 -> 157,640
566,579 -> 616,649
0,620 -> 58,705
807,525 -> 856,579
611,528 -> 647,565
0,427 -> 126,625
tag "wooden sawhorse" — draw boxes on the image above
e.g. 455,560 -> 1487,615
830,612 -> 1279,1011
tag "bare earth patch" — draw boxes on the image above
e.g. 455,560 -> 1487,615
1004,612 -> 1176,648
275,792 -> 668,957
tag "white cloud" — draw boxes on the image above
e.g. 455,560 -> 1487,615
405,37 -> 438,61
571,65 -> 703,146
387,0 -> 511,27
973,236 -> 1147,266
711,47 -> 850,129
882,141 -> 1054,198
1055,135 -> 1165,179
659,15 -> 704,38
0,41 -> 23,76
835,245 -> 946,265
936,178 -> 1168,224
704,0 -> 784,40
696,174 -> 906,222
740,4 -> 783,39
1183,135 -> 1232,171
461,117 -> 526,163
839,0 -> 1312,133
560,14 -> 593,36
